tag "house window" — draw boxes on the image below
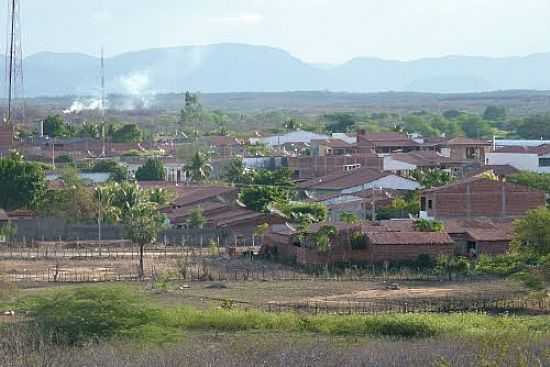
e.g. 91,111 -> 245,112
539,158 -> 550,167
428,200 -> 433,210
420,197 -> 426,211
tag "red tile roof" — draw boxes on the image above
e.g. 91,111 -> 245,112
495,144 -> 550,156
390,151 -> 451,166
311,138 -> 352,148
446,137 -> 491,146
298,168 -> 391,190
465,229 -> 514,242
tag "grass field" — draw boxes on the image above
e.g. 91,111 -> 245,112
1,284 -> 549,366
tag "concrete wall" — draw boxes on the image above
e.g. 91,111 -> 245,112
485,152 -> 539,171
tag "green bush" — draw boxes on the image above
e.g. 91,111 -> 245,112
26,287 -> 161,345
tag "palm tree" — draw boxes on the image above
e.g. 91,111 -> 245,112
185,151 -> 213,183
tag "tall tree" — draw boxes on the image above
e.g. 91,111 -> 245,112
223,158 -> 251,185
135,158 -> 166,181
185,152 -> 212,183
43,114 -> 73,138
0,154 -> 47,210
512,207 -> 550,257
111,124 -> 143,143
125,201 -> 166,279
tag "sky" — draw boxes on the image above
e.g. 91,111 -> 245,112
16,0 -> 550,64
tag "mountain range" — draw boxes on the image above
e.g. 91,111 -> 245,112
11,43 -> 550,97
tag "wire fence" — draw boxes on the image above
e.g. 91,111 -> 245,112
260,297 -> 550,315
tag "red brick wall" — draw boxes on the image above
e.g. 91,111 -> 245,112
294,243 -> 453,265
477,241 -> 509,256
288,155 -> 382,178
425,180 -> 544,219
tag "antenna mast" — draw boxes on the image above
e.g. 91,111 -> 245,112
100,47 -> 105,156
5,0 -> 24,125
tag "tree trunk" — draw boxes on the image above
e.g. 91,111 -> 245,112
138,244 -> 145,280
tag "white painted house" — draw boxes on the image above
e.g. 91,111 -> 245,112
298,167 -> 421,196
251,130 -> 329,147
485,144 -> 550,173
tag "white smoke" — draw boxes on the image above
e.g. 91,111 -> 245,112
118,71 -> 156,110
63,98 -> 105,114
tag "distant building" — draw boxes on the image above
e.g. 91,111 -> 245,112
486,144 -> 550,173
442,137 -> 492,163
298,167 -> 421,197
287,154 -> 382,179
263,222 -> 455,266
251,130 -> 329,148
420,176 -> 545,220
356,131 -> 421,154
202,136 -> 244,157
310,138 -> 357,156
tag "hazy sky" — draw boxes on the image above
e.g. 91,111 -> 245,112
17,0 -> 550,63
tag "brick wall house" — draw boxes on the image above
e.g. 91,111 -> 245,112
263,223 -> 455,266
287,154 -> 382,179
420,177 -> 545,219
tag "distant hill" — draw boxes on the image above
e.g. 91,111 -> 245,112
11,44 -> 550,96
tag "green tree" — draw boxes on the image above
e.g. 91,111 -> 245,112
86,160 -> 128,182
313,225 -> 337,252
412,169 -> 453,188
340,212 -> 360,224
324,113 -> 356,133
79,122 -> 101,138
147,188 -> 172,206
223,158 -> 252,185
415,219 -> 444,232
0,154 -> 47,210
187,207 -> 207,230
111,124 -> 143,143
239,168 -> 295,212
125,201 -> 166,279
512,207 -> 550,257
39,171 -> 97,223
283,118 -> 302,131
483,105 -> 506,121
0,222 -> 16,245
458,115 -> 494,138
508,172 -> 550,193
135,158 -> 166,181
185,151 -> 212,183
43,114 -> 73,137
516,114 -> 550,139
436,256 -> 469,281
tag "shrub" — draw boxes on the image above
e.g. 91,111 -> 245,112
26,287 -> 161,345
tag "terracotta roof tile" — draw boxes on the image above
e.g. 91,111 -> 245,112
298,167 -> 391,190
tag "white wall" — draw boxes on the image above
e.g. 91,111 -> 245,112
256,130 -> 329,147
485,152 -> 539,171
342,175 -> 421,193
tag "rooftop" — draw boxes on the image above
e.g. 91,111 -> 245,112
446,137 -> 491,146
298,167 -> 390,190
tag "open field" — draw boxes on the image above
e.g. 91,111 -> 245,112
1,284 -> 549,366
